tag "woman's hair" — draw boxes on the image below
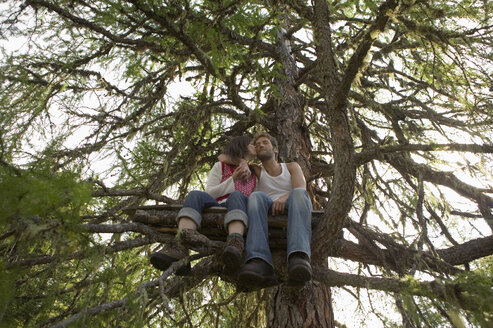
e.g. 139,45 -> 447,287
222,136 -> 252,160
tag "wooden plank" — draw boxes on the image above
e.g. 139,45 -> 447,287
129,207 -> 323,228
125,205 -> 323,250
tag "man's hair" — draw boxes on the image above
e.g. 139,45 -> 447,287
222,135 -> 252,160
253,132 -> 278,149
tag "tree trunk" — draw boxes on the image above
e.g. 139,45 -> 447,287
264,10 -> 335,327
267,280 -> 334,328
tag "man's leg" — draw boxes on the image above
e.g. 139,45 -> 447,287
224,190 -> 249,234
286,188 -> 312,285
150,190 -> 219,275
239,191 -> 277,287
223,191 -> 248,274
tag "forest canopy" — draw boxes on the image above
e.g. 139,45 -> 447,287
0,0 -> 492,327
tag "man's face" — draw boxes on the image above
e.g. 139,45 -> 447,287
254,137 -> 276,161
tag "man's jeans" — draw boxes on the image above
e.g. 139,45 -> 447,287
177,190 -> 249,230
244,188 -> 312,267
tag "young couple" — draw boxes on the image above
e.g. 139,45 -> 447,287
150,132 -> 312,288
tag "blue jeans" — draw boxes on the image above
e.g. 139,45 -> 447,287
177,190 -> 249,230
245,188 -> 312,267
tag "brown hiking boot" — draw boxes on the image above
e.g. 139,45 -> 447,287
222,233 -> 244,274
150,241 -> 191,276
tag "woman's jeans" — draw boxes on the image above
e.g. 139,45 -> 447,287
177,190 -> 249,230
243,188 -> 312,267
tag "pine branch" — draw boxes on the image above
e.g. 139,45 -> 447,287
45,253 -> 217,328
92,187 -> 178,204
6,234 -> 159,269
387,154 -> 493,229
128,0 -> 217,76
312,0 -> 357,260
335,0 -> 401,108
314,265 -> 493,313
336,233 -> 493,273
25,0 -> 160,51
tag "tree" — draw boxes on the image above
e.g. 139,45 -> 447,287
1,0 -> 492,327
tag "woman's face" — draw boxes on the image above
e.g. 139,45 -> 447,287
246,143 -> 257,159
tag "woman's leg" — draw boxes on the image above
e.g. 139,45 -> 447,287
177,190 -> 220,229
226,220 -> 245,235
223,191 -> 249,274
151,190 -> 220,274
177,217 -> 198,230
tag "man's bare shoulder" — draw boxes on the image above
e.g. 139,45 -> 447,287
251,163 -> 261,177
285,162 -> 302,171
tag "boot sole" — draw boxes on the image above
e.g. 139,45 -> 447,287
288,264 -> 312,285
223,246 -> 242,274
150,253 -> 191,276
239,270 -> 277,289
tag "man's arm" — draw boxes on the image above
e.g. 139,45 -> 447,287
271,162 -> 306,216
287,162 -> 306,189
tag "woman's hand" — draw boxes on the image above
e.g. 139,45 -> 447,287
232,159 -> 251,181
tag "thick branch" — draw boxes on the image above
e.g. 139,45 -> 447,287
362,143 -> 493,162
336,235 -> 493,275
314,266 -> 492,313
311,143 -> 493,180
311,0 -> 356,261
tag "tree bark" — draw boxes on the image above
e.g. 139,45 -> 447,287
267,282 -> 334,328
265,9 -> 334,327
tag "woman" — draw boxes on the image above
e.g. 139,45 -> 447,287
150,136 -> 256,275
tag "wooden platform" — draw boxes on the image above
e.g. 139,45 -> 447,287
124,204 -> 324,248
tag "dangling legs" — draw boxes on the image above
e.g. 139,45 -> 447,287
286,188 -> 312,285
150,190 -> 219,275
238,191 -> 277,288
223,191 -> 248,274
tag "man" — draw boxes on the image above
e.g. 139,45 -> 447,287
227,132 -> 312,287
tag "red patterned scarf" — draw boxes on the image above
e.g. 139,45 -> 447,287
216,162 -> 256,202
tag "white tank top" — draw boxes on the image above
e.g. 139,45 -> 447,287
257,163 -> 292,200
